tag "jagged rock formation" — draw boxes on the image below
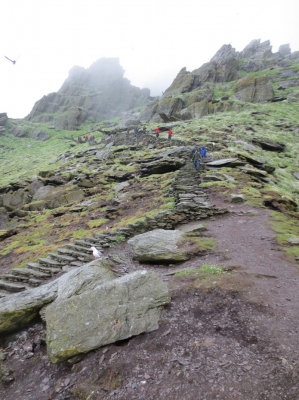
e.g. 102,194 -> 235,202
141,39 -> 299,122
0,113 -> 7,134
26,58 -> 151,130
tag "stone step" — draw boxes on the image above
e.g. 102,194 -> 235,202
73,239 -> 98,247
56,248 -> 92,260
3,273 -> 29,283
39,258 -> 65,267
27,262 -> 62,274
11,268 -> 51,279
48,253 -> 76,263
66,244 -> 93,254
0,280 -> 27,293
60,249 -> 93,261
70,261 -> 84,267
28,278 -> 45,287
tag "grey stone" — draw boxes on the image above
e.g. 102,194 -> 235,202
114,182 -> 130,193
128,229 -> 189,262
45,270 -> 170,363
0,260 -> 115,334
286,237 -> 299,245
230,194 -> 245,203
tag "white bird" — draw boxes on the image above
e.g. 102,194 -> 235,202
90,246 -> 103,259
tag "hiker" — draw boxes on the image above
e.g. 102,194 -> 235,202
126,127 -> 130,135
134,127 -> 139,136
191,145 -> 199,157
200,146 -> 207,158
155,127 -> 160,138
168,129 -> 173,140
85,134 -> 88,142
192,149 -> 201,170
89,135 -> 95,144
142,125 -> 146,134
78,136 -> 82,143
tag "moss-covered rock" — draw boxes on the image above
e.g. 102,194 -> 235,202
45,270 -> 170,363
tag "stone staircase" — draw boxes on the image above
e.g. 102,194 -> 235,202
0,232 -> 127,297
0,155 -> 226,298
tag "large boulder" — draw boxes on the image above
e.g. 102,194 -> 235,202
0,260 -> 115,334
0,189 -> 31,210
45,270 -> 170,363
128,229 -> 189,262
10,125 -> 30,138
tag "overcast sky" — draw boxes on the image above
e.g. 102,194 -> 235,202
1,0 -> 299,119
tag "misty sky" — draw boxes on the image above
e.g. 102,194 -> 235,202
1,0 -> 299,119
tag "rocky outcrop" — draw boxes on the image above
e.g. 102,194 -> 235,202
141,39 -> 298,122
139,157 -> 185,176
251,138 -> 286,152
45,270 -> 170,363
27,58 -> 151,130
232,75 -> 274,103
0,113 -> 7,133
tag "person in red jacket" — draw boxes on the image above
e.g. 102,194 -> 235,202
155,127 -> 160,138
168,129 -> 173,140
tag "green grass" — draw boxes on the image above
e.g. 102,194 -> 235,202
174,264 -> 226,277
268,211 -> 299,261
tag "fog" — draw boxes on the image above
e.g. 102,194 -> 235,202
1,0 -> 299,118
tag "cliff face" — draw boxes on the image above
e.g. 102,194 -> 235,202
27,58 -> 150,130
141,39 -> 299,123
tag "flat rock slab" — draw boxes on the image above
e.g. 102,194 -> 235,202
45,270 -> 171,363
206,158 -> 246,167
128,229 -> 189,263
177,222 -> 207,234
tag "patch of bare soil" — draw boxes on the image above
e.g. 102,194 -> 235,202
1,194 -> 299,400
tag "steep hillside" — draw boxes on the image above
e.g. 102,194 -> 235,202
0,40 -> 299,400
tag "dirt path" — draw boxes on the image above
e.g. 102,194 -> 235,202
202,193 -> 299,360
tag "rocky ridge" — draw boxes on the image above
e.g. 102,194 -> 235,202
26,58 -> 151,130
141,39 -> 299,122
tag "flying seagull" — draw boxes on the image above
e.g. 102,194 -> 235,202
90,246 -> 103,259
5,56 -> 17,65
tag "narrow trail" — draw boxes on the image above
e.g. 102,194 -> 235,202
199,193 -> 299,362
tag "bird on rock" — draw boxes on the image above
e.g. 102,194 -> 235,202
90,246 -> 103,259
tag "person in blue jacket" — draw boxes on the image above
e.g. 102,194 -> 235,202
200,146 -> 207,158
